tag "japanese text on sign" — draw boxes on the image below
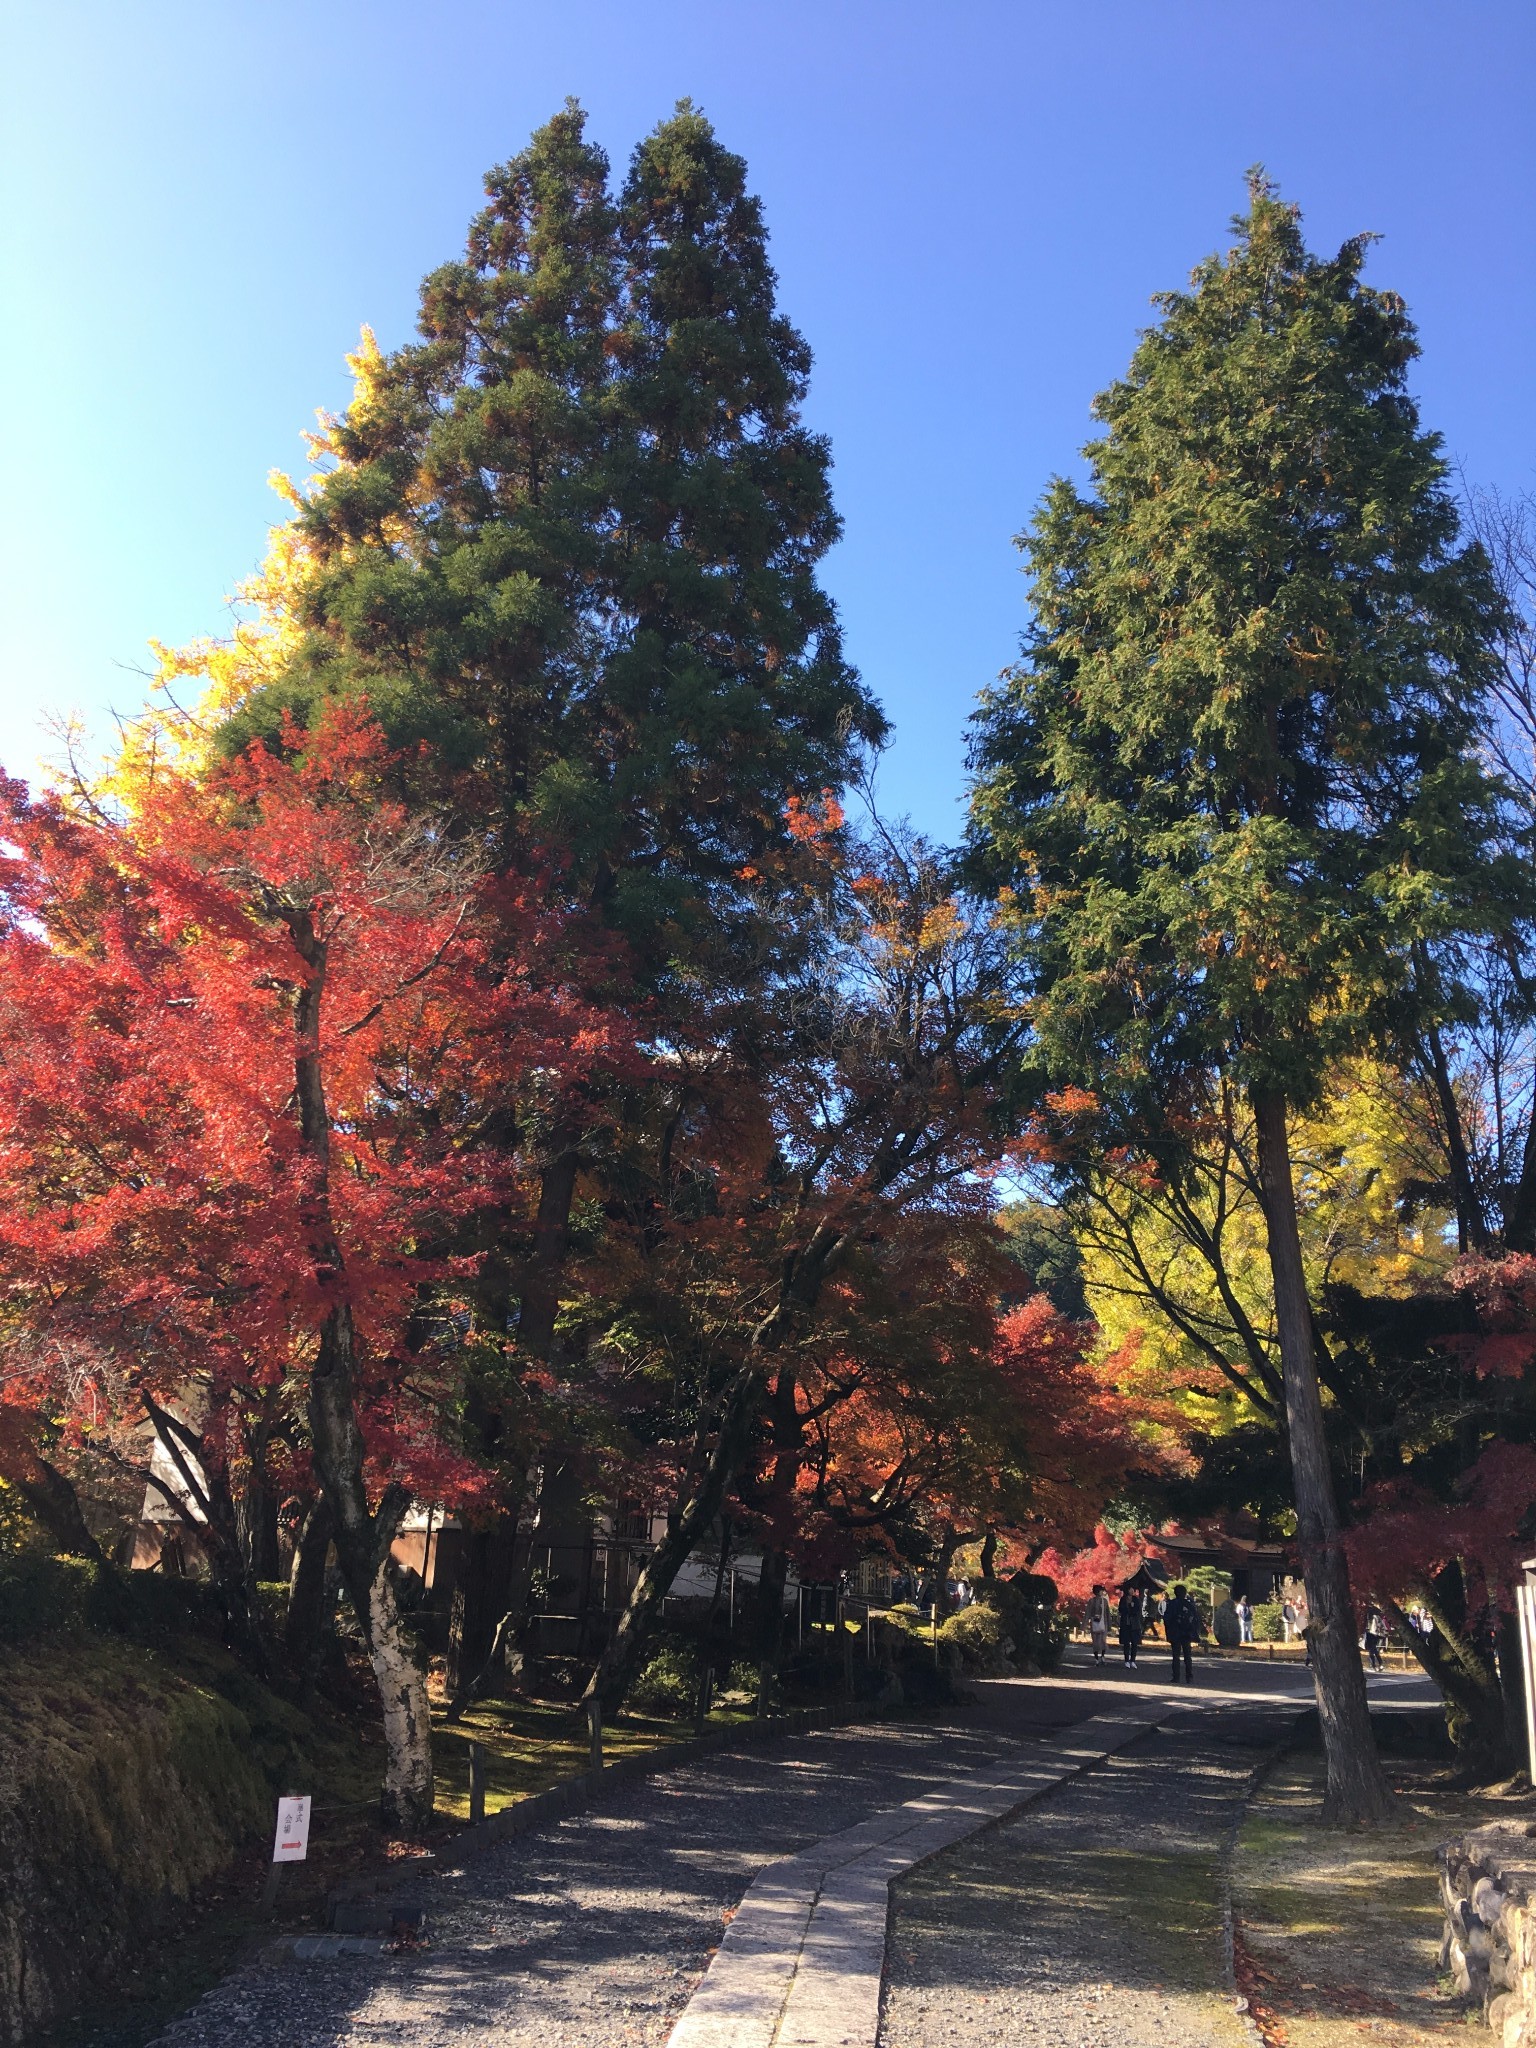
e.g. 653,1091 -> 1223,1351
272,1794 -> 312,1862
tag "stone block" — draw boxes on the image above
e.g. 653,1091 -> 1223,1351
1477,1878 -> 1511,1924
1450,1938 -> 1474,1998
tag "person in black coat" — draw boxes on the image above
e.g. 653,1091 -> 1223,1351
1117,1585 -> 1144,1669
1165,1584 -> 1202,1682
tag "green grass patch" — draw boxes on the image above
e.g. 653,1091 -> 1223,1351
429,1694 -> 755,1821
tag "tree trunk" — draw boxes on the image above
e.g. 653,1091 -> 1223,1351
1251,1088 -> 1396,1825
584,1371 -> 764,1718
1422,1021 -> 1488,1253
0,1412 -> 102,1560
446,1512 -> 519,1710
309,1298 -> 435,1831
755,1546 -> 790,1712
1384,1595 -> 1512,1780
517,1148 -> 581,1356
142,1394 -> 270,1675
286,902 -> 433,1830
285,1494 -> 334,1685
932,1525 -> 959,1617
495,1458 -> 568,1692
1499,1607 -> 1528,1777
236,1429 -> 282,1583
1503,1101 -> 1536,1253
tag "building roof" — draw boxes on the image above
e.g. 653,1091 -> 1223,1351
1153,1531 -> 1292,1570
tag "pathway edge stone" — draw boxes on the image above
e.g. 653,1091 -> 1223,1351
666,1706 -> 1172,2048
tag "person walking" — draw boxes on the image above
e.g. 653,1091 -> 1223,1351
1363,1606 -> 1387,1673
1165,1583 -> 1202,1683
1087,1583 -> 1112,1663
1236,1593 -> 1253,1644
1117,1584 -> 1144,1669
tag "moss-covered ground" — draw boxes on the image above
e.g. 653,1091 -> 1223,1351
1232,1746 -> 1522,2047
15,1642 -> 763,2048
428,1694 -> 753,1821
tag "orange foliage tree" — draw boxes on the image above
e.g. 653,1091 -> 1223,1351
0,708 -> 632,1825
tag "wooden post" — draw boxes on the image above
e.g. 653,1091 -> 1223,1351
260,1860 -> 283,1916
694,1660 -> 712,1734
931,1601 -> 939,1668
468,1740 -> 485,1824
588,1695 -> 603,1774
420,1502 -> 436,1592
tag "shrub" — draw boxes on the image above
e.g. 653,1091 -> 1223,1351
937,1600 -> 1011,1674
1002,1573 -> 1069,1674
0,1551 -> 218,1646
626,1640 -> 700,1717
723,1656 -> 764,1702
1252,1600 -> 1285,1642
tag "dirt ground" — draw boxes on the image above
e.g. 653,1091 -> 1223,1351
1232,1746 -> 1527,2047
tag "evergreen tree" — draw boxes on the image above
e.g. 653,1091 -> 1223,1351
193,101 -> 883,1688
218,99 -> 882,965
968,173 -> 1515,1823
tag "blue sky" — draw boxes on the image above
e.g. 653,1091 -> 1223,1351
3,1 -> 1532,837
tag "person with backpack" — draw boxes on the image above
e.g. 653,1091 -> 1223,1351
1165,1583 -> 1203,1683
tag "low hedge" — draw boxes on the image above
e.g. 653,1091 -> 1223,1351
0,1551 -> 219,1648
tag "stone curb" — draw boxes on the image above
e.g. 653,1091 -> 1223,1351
326,1700 -> 885,1934
1215,1707 -> 1311,2048
666,1706 -> 1174,2048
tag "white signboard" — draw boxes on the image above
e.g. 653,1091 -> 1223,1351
272,1794 -> 312,1863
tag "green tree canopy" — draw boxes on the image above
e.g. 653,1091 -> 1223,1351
970,173 -> 1512,1133
967,172 -> 1517,1822
215,100 -> 884,967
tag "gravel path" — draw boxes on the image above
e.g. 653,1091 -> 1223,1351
150,1657 -> 1384,2048
151,1716 -> 1060,2048
879,1702 -> 1296,2048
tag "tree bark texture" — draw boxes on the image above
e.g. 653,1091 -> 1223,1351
0,1412 -> 102,1560
516,1148 -> 581,1357
288,905 -> 434,1831
235,1421 -> 282,1583
141,1393 -> 270,1674
1251,1087 -> 1397,1825
1422,1022 -> 1488,1253
446,1514 -> 520,1707
285,1494 -> 334,1683
309,1300 -> 434,1830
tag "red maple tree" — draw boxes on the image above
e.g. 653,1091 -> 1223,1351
0,707 -> 632,1824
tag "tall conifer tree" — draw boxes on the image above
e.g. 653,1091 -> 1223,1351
221,100 -> 881,963
969,175 -> 1512,1823
201,102 -> 883,1691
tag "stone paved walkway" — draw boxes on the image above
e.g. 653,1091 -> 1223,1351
150,1654 -> 1432,2048
669,1709 -> 1165,2048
